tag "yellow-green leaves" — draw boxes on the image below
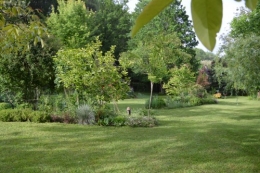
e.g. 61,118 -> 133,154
191,0 -> 222,51
131,0 -> 259,52
131,0 -> 174,36
246,0 -> 258,10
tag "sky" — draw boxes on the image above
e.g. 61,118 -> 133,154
127,0 -> 246,53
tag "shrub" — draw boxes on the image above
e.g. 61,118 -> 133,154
94,105 -> 118,126
76,104 -> 95,125
0,103 -> 12,110
126,116 -> 158,127
165,96 -> 191,109
145,96 -> 166,109
112,115 -> 126,126
0,109 -> 50,122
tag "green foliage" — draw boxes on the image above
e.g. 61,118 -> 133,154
216,34 -> 260,94
95,105 -> 118,126
165,94 -> 217,109
88,0 -> 131,59
191,0 -> 223,51
111,115 -> 126,126
130,0 -> 199,72
145,96 -> 166,109
131,0 -> 259,51
231,3 -> 260,38
0,0 -> 48,51
0,109 -> 50,122
0,103 -> 12,110
163,65 -> 196,96
131,0 -> 173,36
47,0 -> 92,48
76,104 -> 95,125
195,48 -> 216,61
0,35 -> 59,105
126,116 -> 158,127
54,38 -> 129,106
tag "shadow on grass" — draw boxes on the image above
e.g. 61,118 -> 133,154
1,121 -> 260,172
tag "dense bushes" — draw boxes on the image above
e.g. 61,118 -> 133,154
145,96 -> 166,109
165,95 -> 217,109
0,103 -> 12,110
0,109 -> 50,122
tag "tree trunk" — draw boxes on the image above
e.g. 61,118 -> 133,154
148,81 -> 154,117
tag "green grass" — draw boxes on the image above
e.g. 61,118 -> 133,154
1,96 -> 260,172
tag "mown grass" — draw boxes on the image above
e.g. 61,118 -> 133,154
0,96 -> 260,173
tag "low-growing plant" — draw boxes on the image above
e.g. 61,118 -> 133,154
76,104 -> 95,125
0,109 -> 50,122
112,115 -> 127,126
126,116 -> 158,127
94,105 -> 118,126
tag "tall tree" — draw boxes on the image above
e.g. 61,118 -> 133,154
87,0 -> 131,60
216,4 -> 260,95
46,0 -> 92,48
230,3 -> 260,38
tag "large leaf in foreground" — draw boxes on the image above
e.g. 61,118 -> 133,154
246,0 -> 258,10
191,0 -> 223,51
131,0 -> 174,36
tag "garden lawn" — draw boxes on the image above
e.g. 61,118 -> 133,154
0,96 -> 260,173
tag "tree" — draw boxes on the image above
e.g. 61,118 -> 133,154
131,0 -> 259,51
0,1 -> 53,107
163,65 -> 196,96
46,0 -> 92,48
0,36 -> 60,107
0,0 -> 48,53
215,4 -> 260,95
54,38 -> 129,108
215,34 -> 260,95
87,0 -> 131,60
120,32 -> 190,111
195,48 -> 216,61
230,3 -> 260,38
131,0 -> 199,72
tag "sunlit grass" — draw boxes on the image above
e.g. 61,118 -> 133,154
0,96 -> 260,172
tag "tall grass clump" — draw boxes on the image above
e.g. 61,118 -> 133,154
76,104 -> 95,125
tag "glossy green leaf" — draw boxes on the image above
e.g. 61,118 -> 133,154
246,0 -> 258,10
191,0 -> 223,51
131,0 -> 174,37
